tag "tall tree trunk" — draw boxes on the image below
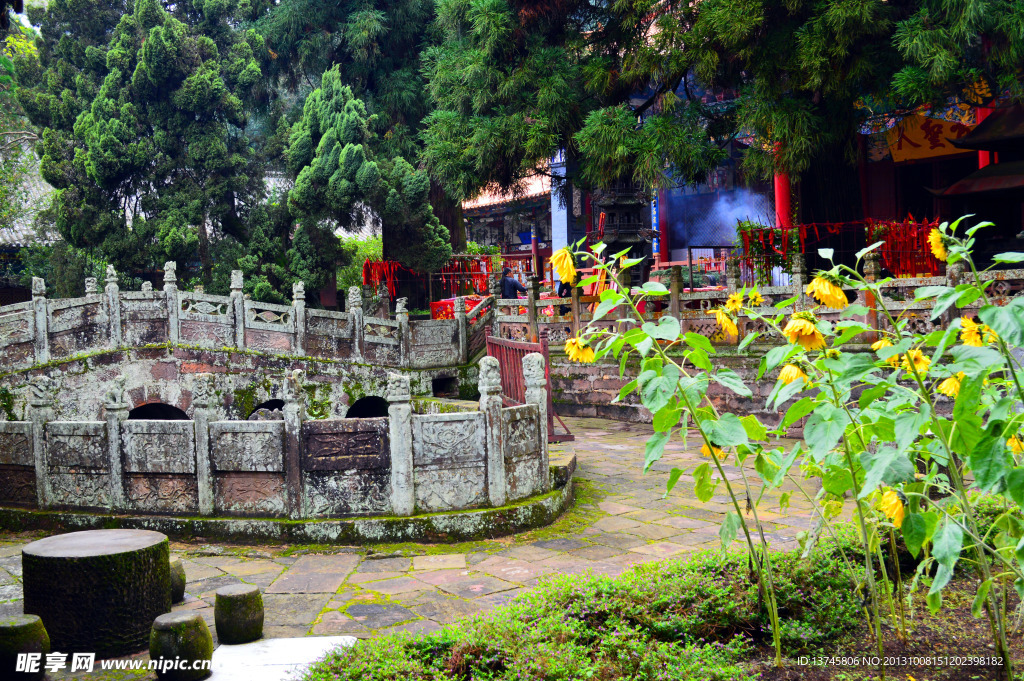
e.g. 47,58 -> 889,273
430,177 -> 466,253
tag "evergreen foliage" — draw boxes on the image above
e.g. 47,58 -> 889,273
15,0 -> 266,283
287,66 -> 451,274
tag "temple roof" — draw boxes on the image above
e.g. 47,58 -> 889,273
950,104 -> 1024,152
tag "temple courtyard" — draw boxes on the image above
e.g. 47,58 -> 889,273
0,417 -> 815,678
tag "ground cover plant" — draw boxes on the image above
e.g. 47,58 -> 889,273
303,542 -> 865,681
554,216 -> 1024,679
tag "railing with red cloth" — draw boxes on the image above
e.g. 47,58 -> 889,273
485,328 -> 573,443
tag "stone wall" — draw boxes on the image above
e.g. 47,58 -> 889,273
0,356 -> 554,521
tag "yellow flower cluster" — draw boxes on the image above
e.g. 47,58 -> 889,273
879,489 -> 905,528
960,316 -> 998,347
747,289 -> 764,307
564,337 -> 595,363
936,372 -> 964,397
725,292 -> 744,313
550,248 -> 576,283
871,338 -> 900,367
782,312 -> 826,351
902,348 -> 931,374
714,308 -> 738,337
806,274 -> 848,310
1009,435 -> 1024,455
700,444 -> 727,460
778,364 -> 809,385
928,229 -> 949,262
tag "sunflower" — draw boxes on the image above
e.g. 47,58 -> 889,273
714,308 -> 738,338
960,317 -> 984,347
983,325 -> 1000,345
871,338 -> 899,367
725,292 -> 744,313
824,348 -> 841,359
778,364 -> 809,385
928,229 -> 949,262
879,489 -> 905,528
747,289 -> 764,307
782,311 -> 826,351
700,443 -> 727,460
564,337 -> 595,363
936,372 -> 964,397
1009,436 -> 1024,455
550,248 -> 576,284
806,273 -> 848,310
902,348 -> 931,374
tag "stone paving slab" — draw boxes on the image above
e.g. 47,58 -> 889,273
0,416 -> 821,676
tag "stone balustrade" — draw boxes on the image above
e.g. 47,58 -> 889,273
0,358 -> 550,519
492,253 -> 1024,345
0,263 -> 496,373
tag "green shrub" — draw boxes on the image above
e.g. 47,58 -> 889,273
304,544 -> 863,681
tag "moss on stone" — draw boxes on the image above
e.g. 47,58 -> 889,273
0,387 -> 16,421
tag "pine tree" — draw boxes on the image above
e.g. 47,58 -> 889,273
15,0 -> 266,283
286,66 -> 451,275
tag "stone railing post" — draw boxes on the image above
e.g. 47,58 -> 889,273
523,352 -> 550,491
387,373 -> 414,516
230,270 -> 245,349
479,356 -> 505,506
104,265 -> 122,349
31,277 -> 48,364
164,261 -> 179,344
84,277 -> 98,297
104,377 -> 128,512
348,286 -> 364,362
526,276 -> 540,342
282,369 -> 305,519
292,281 -> 306,354
725,257 -> 740,294
488,273 -> 501,338
395,298 -> 410,367
790,250 -> 807,312
193,373 -> 215,515
28,376 -> 53,508
668,265 -> 682,317
454,296 -> 468,364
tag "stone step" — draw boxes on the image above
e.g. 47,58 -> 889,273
208,636 -> 356,681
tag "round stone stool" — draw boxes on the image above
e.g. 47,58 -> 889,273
150,611 -> 213,681
170,558 -> 186,603
0,615 -> 49,680
22,529 -> 171,658
214,584 -> 264,644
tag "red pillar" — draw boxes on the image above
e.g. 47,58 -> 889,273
977,107 -> 994,168
774,172 -> 792,228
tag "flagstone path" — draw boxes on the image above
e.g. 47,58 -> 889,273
0,417 -> 818,675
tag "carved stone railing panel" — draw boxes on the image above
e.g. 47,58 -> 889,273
363,316 -> 400,345
411,412 -> 487,512
408,320 -> 460,368
122,421 -> 195,474
121,294 -> 169,346
301,418 -> 391,517
179,292 -> 232,320
209,421 -> 286,517
210,421 -> 285,472
305,309 -> 354,359
47,299 -> 105,359
0,309 -> 33,346
0,421 -> 35,506
244,299 -> 294,331
45,421 -> 110,509
501,404 -> 545,502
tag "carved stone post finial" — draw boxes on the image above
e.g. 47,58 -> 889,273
863,249 -> 882,283
387,372 -> 414,516
478,356 -> 501,397
230,270 -> 244,293
140,281 -> 152,292
105,264 -> 118,289
164,261 -> 177,287
292,280 -> 305,305
31,277 -> 45,298
347,286 -> 362,312
725,258 -> 741,293
85,277 -> 98,295
31,278 -> 49,363
104,265 -> 122,348
395,298 -> 408,315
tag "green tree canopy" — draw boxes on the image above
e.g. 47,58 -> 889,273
15,0 -> 266,282
286,65 -> 451,275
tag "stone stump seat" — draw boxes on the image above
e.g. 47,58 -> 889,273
170,558 -> 187,603
150,611 -> 213,681
214,584 -> 264,644
0,614 -> 49,680
22,529 -> 172,658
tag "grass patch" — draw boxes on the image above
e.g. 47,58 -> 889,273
303,541 -> 863,681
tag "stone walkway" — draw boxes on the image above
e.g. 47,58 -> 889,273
0,417 -> 817,674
